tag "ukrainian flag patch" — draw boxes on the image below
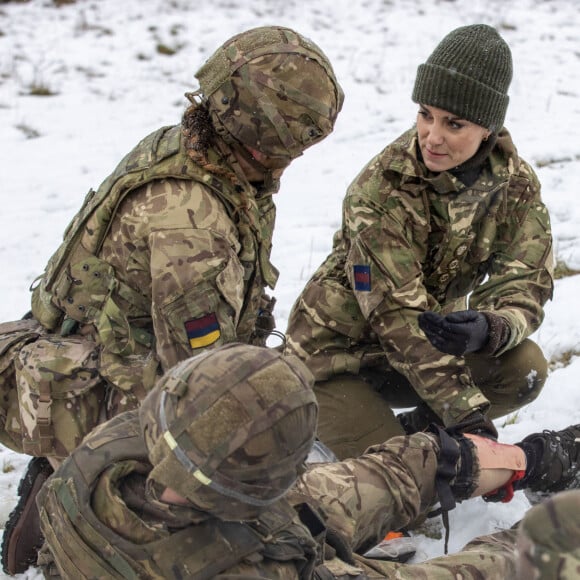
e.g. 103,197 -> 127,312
185,313 -> 221,349
353,265 -> 371,291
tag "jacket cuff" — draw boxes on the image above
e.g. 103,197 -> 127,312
480,311 -> 510,356
442,386 -> 490,426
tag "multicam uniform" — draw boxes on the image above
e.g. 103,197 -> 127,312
286,128 -> 553,454
0,127 -> 278,459
37,341 -> 579,580
0,26 -> 343,462
37,412 -> 524,580
515,489 -> 580,579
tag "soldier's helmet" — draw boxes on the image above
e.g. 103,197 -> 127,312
139,343 -> 318,520
194,26 -> 344,167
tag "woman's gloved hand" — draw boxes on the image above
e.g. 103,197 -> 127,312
418,310 -> 489,356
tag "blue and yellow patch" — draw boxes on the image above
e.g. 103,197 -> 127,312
184,313 -> 221,349
353,265 -> 371,291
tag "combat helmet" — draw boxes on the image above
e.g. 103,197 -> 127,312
140,343 -> 318,519
193,26 -> 344,169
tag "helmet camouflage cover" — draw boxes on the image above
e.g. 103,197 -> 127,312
195,25 -> 344,163
140,343 -> 318,519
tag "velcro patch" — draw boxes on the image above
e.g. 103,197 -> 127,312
353,265 -> 371,291
184,313 -> 221,349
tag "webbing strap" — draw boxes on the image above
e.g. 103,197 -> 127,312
36,380 -> 54,455
428,425 -> 461,554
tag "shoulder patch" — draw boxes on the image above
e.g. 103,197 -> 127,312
353,265 -> 371,291
185,313 -> 221,349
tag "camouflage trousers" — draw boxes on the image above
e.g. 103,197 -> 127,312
323,530 -> 519,579
0,319 -> 145,459
312,338 -> 546,459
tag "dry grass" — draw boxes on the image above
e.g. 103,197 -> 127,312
553,260 -> 580,280
2,460 -> 14,474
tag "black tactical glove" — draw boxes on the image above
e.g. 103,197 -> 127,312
418,310 -> 489,357
447,410 -> 498,441
397,402 -> 442,434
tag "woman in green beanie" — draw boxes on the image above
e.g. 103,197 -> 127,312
285,24 -> 554,459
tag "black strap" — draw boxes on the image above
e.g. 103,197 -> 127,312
427,424 -> 460,554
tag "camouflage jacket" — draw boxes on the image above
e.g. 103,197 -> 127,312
38,412 -> 519,579
38,411 -> 321,580
286,128 -> 553,424
31,125 -> 279,396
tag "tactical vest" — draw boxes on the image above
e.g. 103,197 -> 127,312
31,125 -> 279,353
38,411 -> 321,580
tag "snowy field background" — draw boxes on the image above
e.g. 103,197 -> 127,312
0,0 -> 579,576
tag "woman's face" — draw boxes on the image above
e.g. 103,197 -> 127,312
416,104 -> 491,172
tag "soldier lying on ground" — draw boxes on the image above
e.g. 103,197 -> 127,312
0,25 -> 344,574
285,23 -> 554,460
32,344 -> 579,579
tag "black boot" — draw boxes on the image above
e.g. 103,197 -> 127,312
516,424 -> 580,504
1,457 -> 54,575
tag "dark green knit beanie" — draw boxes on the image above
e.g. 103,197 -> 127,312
412,24 -> 512,132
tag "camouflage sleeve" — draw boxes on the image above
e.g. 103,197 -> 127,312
469,163 -> 554,355
290,432 -> 440,553
119,179 -> 247,371
292,431 -> 519,580
343,161 -> 489,425
149,226 -> 244,370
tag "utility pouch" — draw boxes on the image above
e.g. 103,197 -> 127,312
0,320 -> 43,450
53,255 -> 115,325
15,335 -> 105,458
30,282 -> 63,331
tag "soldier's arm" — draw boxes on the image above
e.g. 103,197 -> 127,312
292,431 -> 524,556
149,227 -> 244,370
343,186 -> 489,426
292,432 -> 441,553
469,172 -> 553,355
138,181 -> 246,371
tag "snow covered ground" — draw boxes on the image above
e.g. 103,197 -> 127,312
0,0 -> 579,576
